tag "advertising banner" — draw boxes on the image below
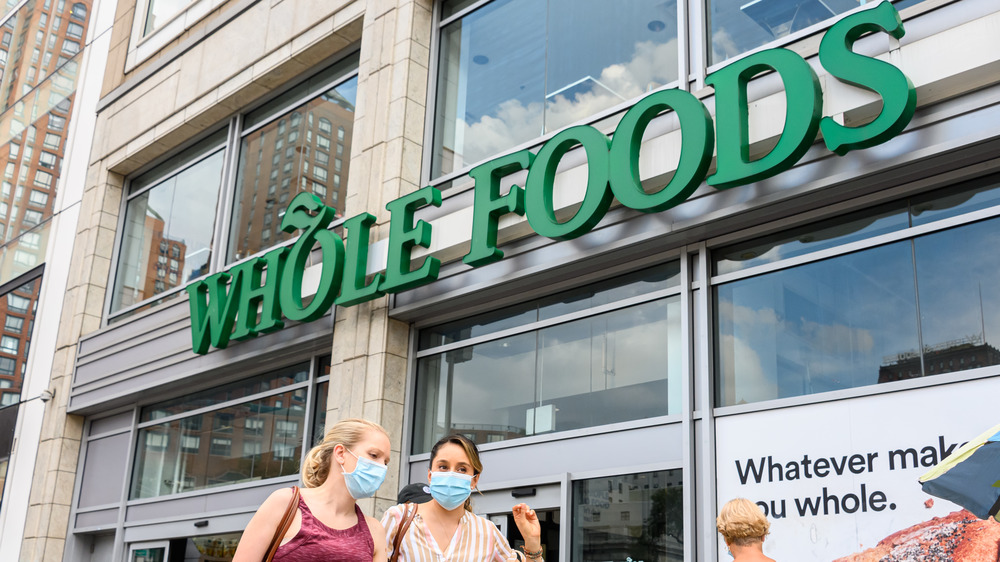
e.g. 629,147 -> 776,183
715,376 -> 1000,560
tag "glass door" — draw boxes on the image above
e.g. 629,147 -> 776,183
477,483 -> 561,561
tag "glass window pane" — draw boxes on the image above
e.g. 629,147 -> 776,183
910,174 -> 1000,227
710,0 -> 885,66
0,277 -> 40,415
909,218 -> 1000,379
538,262 -> 679,320
111,150 -> 224,313
143,0 -> 187,35
714,202 -> 909,276
715,241 -> 920,406
228,76 -> 357,262
432,0 -> 545,178
572,470 -> 683,562
140,362 -> 309,422
433,0 -> 678,179
413,332 -> 536,453
131,387 -> 307,499
413,296 -> 680,453
537,298 -> 679,428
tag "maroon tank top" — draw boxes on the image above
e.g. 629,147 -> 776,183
272,496 -> 374,561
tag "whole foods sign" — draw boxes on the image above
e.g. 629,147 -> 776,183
188,2 -> 915,354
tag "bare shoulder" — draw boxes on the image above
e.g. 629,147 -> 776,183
258,487 -> 299,515
367,515 -> 386,535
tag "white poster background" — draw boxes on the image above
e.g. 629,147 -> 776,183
715,376 -> 1000,560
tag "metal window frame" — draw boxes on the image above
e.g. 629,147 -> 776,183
104,55 -> 360,326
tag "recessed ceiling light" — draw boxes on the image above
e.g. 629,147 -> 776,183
473,55 -> 489,65
648,20 -> 666,32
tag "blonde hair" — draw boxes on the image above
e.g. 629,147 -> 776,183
301,418 -> 388,488
716,498 -> 770,547
430,434 -> 483,511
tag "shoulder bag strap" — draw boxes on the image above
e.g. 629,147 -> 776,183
263,486 -> 300,562
389,502 -> 418,562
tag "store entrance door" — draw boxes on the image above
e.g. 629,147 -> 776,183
476,483 -> 561,561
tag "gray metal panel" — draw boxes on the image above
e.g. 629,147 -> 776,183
392,85 -> 1000,324
123,512 -> 253,544
89,411 -> 133,436
78,433 -> 131,509
70,295 -> 335,415
124,481 -> 287,526
407,423 -> 684,487
75,508 -> 118,530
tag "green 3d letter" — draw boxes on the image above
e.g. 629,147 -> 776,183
336,212 -> 385,306
278,192 -> 344,322
525,125 -> 613,240
463,149 -> 534,267
379,185 -> 443,293
706,48 -> 822,189
187,271 -> 242,355
229,247 -> 288,341
819,1 -> 915,155
609,89 -> 714,212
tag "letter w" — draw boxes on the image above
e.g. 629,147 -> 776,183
735,458 -> 767,485
187,271 -> 242,355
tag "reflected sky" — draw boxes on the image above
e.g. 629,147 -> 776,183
433,0 -> 678,178
716,241 -> 919,405
716,214 -> 1000,406
413,298 -> 678,452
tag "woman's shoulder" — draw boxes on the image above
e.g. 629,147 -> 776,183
262,486 -> 300,511
381,503 -> 410,523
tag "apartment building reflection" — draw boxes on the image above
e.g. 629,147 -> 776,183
230,88 -> 355,262
879,335 -> 1000,382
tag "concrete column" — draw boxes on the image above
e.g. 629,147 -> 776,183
329,0 -> 432,519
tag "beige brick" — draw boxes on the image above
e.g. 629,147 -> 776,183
46,504 -> 71,540
378,10 -> 398,70
363,352 -> 385,402
265,3 -> 295,52
400,137 -> 422,185
382,137 -> 403,182
81,313 -> 102,335
383,353 -> 407,404
52,470 -> 76,506
58,438 -> 82,473
41,537 -> 65,561
403,97 -> 425,144
387,318 -> 409,358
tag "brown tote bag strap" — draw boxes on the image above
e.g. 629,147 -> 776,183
389,502 -> 418,562
263,485 -> 300,562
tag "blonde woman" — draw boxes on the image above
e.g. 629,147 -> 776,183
382,434 -> 543,561
234,418 -> 391,561
716,498 -> 776,562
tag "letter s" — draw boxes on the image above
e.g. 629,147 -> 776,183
819,1 -> 916,155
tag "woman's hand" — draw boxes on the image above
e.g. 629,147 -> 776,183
512,503 -> 542,549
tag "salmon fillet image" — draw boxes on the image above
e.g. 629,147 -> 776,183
833,510 -> 1000,561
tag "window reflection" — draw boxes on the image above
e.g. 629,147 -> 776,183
131,387 -> 307,499
413,298 -> 679,453
433,0 -> 678,179
227,77 -> 357,263
112,148 -> 224,313
572,470 -> 683,562
715,242 -> 920,406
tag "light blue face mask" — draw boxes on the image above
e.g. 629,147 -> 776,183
429,471 -> 474,510
341,448 -> 387,499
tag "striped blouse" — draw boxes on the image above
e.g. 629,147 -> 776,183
381,504 -> 525,562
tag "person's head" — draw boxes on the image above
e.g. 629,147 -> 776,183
396,482 -> 432,504
427,434 -> 483,511
301,418 -> 390,489
716,498 -> 770,548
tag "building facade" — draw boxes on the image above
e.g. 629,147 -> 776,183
9,0 -> 1000,560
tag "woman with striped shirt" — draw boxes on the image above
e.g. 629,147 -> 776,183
382,434 -> 544,561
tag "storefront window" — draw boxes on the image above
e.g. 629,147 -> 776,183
714,175 -> 1000,406
432,0 -> 679,179
572,470 -> 683,562
131,363 -> 310,499
708,0 -> 925,66
228,69 -> 357,262
413,264 -> 681,453
111,134 -> 225,315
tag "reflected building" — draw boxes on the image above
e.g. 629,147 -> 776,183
230,90 -> 354,262
879,335 -> 1000,383
140,214 -> 186,300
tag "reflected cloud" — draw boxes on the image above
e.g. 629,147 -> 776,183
455,38 -> 679,168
